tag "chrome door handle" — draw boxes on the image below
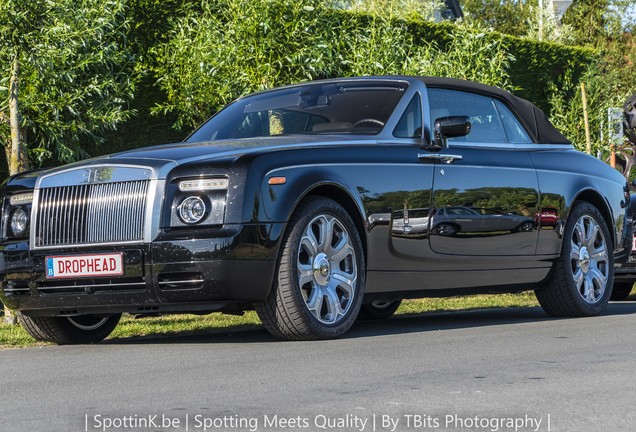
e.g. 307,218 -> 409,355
418,153 -> 463,164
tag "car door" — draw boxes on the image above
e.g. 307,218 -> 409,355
426,88 -> 540,256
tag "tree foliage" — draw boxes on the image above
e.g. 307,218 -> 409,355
0,0 -> 137,171
460,0 -> 636,157
151,0 -> 342,129
151,1 -> 519,129
406,24 -> 515,90
344,0 -> 444,21
462,0 -> 534,37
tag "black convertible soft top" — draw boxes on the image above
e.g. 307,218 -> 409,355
419,76 -> 570,145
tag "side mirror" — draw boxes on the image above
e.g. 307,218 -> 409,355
433,116 -> 471,148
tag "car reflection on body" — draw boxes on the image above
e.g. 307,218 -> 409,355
392,207 -> 535,237
535,207 -> 559,227
391,208 -> 431,237
432,206 -> 535,236
0,76 -> 632,344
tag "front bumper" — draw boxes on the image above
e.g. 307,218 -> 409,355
0,223 -> 283,316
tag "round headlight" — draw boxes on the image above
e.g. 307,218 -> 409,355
10,207 -> 29,237
178,196 -> 207,224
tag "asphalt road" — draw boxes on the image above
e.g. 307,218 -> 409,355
2,302 -> 636,432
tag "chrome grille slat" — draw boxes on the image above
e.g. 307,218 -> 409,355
35,181 -> 149,247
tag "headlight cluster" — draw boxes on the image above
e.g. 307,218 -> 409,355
6,192 -> 33,239
173,178 -> 228,226
179,196 -> 207,224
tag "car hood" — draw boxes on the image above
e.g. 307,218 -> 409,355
109,136 -> 359,164
12,136 -> 372,187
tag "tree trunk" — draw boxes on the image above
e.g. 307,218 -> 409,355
3,57 -> 25,325
9,57 -> 28,175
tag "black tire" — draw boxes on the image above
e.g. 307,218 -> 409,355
357,300 -> 402,320
18,313 -> 121,344
517,221 -> 534,232
611,281 -> 634,301
436,223 -> 457,236
256,196 -> 365,340
535,202 -> 613,317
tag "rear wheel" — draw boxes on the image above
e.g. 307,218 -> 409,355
19,313 -> 121,344
357,300 -> 402,320
256,197 -> 365,340
535,202 -> 613,316
611,282 -> 634,301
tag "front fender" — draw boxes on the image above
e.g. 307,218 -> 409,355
259,165 -> 367,224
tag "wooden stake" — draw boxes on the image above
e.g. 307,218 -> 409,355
581,82 -> 592,155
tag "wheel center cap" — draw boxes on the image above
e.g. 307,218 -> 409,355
579,247 -> 591,273
313,253 -> 331,285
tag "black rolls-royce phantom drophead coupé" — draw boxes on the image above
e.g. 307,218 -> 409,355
1,76 -> 632,343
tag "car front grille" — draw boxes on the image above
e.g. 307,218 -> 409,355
34,181 -> 149,247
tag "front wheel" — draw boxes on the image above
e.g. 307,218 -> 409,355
535,202 -> 613,316
256,197 -> 365,340
19,313 -> 121,345
436,223 -> 457,236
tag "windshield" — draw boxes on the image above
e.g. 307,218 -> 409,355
187,81 -> 408,142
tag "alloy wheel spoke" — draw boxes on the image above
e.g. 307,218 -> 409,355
581,276 -> 594,301
330,239 -> 352,264
306,286 -> 323,313
324,286 -> 344,322
298,263 -> 314,288
589,243 -> 607,262
323,217 -> 336,254
570,241 -> 581,261
316,217 -> 330,252
588,267 -> 607,287
586,222 -> 599,249
573,219 -> 586,247
332,270 -> 355,297
301,233 -> 318,260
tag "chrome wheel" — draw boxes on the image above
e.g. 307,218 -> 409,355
535,202 -> 613,317
66,315 -> 109,331
570,215 -> 609,304
256,197 -> 365,340
436,223 -> 456,236
18,313 -> 121,344
297,214 -> 357,325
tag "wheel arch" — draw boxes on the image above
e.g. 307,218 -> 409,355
295,183 -> 368,260
571,188 -> 616,248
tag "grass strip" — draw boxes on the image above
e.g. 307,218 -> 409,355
0,292 -> 544,349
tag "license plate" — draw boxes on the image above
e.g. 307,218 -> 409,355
46,253 -> 124,279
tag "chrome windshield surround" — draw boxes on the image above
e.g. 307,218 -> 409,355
31,165 -> 162,250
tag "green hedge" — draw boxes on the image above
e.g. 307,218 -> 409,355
87,1 -> 596,158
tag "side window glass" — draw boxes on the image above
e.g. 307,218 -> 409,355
393,94 -> 423,138
427,89 -> 507,143
493,100 -> 532,144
